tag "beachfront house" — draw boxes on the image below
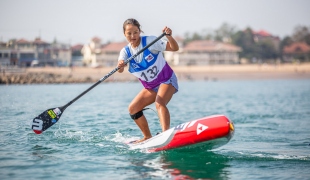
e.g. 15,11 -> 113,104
176,40 -> 242,65
9,38 -> 37,67
282,42 -> 310,63
0,38 -> 72,67
81,37 -> 128,67
81,37 -> 105,67
97,41 -> 128,67
252,30 -> 281,51
71,44 -> 84,66
0,41 -> 12,66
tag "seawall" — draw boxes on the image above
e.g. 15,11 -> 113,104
1,64 -> 309,84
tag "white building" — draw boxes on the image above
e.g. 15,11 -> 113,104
82,37 -> 127,67
177,40 -> 242,65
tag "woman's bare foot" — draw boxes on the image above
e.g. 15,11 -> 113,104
133,136 -> 151,144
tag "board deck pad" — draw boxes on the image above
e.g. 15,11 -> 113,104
127,115 -> 234,152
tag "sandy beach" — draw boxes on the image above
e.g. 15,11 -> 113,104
26,63 -> 310,81
173,63 -> 310,80
1,63 -> 309,84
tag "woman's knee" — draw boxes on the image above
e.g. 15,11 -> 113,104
128,103 -> 137,114
155,101 -> 166,110
128,101 -> 147,114
129,89 -> 156,114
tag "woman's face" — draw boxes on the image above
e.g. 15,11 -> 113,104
124,24 -> 141,47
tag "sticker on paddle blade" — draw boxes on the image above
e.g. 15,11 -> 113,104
31,107 -> 62,134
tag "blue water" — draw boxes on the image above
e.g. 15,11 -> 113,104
1,79 -> 310,180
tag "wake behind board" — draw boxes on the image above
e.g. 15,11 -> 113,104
127,115 -> 235,152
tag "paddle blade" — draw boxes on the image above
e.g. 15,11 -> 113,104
31,107 -> 64,134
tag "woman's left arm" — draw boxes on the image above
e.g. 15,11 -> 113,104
163,26 -> 179,51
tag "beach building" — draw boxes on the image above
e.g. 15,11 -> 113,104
162,36 -> 184,66
97,41 -> 128,67
283,42 -> 310,63
82,37 -> 128,67
252,30 -> 281,51
176,40 -> 242,65
0,38 -> 72,67
0,41 -> 12,66
71,44 -> 84,66
81,37 -> 105,67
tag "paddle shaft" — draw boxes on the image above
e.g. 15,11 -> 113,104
61,33 -> 166,111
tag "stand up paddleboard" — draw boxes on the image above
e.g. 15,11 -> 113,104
127,115 -> 234,152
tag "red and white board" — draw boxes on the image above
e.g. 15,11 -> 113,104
128,114 -> 235,152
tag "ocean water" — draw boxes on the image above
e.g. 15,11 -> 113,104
0,79 -> 310,180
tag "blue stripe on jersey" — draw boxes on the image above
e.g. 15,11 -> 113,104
127,36 -> 158,73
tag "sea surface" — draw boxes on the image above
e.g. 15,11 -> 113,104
0,79 -> 310,180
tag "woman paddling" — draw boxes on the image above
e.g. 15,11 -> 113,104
117,18 -> 179,143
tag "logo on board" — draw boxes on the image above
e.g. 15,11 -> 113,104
176,120 -> 209,135
197,123 -> 208,135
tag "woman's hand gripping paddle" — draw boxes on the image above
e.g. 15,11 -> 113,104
31,33 -> 167,134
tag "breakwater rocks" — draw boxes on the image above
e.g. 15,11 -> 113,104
0,73 -> 95,84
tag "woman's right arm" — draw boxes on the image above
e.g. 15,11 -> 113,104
117,48 -> 127,73
117,60 -> 125,73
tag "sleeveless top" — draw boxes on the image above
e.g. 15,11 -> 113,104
125,36 -> 173,89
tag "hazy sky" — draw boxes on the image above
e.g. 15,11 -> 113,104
1,0 -> 309,45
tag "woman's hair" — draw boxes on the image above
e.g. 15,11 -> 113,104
123,18 -> 143,33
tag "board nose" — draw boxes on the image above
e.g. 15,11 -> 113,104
229,122 -> 235,131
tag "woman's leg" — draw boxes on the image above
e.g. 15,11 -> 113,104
156,84 -> 176,131
128,89 -> 156,141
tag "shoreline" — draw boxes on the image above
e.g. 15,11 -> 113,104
1,64 -> 310,84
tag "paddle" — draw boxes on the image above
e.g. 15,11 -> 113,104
31,33 -> 167,134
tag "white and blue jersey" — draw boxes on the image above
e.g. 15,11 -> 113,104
118,36 -> 173,89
